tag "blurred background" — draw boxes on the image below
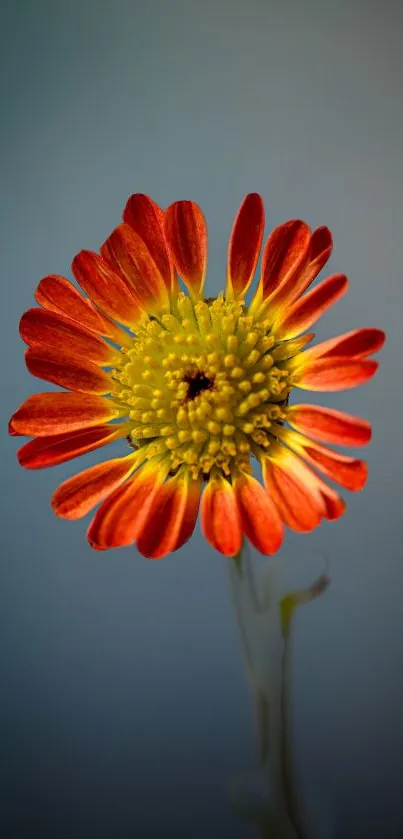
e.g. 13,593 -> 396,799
1,1 -> 402,836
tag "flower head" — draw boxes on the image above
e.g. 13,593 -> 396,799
9,193 -> 385,558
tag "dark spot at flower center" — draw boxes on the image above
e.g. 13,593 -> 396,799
184,371 -> 214,401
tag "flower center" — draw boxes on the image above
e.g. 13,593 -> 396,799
112,293 -> 291,479
184,370 -> 214,401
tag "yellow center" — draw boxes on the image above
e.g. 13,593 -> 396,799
112,293 -> 291,479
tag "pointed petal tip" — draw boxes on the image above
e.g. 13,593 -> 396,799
19,307 -> 114,365
282,430 -> 369,492
122,193 -> 174,290
263,457 -> 323,533
87,532 -> 107,552
10,392 -> 121,437
201,477 -> 242,556
293,356 -> 379,392
72,248 -> 141,328
24,347 -> 113,395
370,328 -> 386,353
275,272 -> 349,339
164,200 -> 208,296
51,455 -> 137,520
287,404 -> 373,447
227,193 -> 265,298
136,473 -> 201,559
260,218 -> 311,300
16,424 -> 127,470
311,225 -> 333,253
234,473 -> 284,555
8,417 -> 22,436
86,465 -> 166,550
34,273 -> 127,345
301,327 -> 386,364
100,222 -> 170,315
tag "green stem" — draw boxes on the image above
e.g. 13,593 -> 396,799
229,546 -> 329,839
281,621 -> 304,839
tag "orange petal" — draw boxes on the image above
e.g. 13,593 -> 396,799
164,201 -> 207,296
263,458 -> 323,532
201,476 -> 242,556
25,347 -> 115,395
299,226 -> 333,289
9,393 -> 122,437
87,462 -> 166,549
101,223 -> 170,315
292,356 -> 379,391
279,430 -> 367,491
300,328 -> 386,363
9,423 -> 23,436
34,274 -> 127,344
259,220 -> 311,301
226,193 -> 264,298
313,483 -> 345,520
123,193 -> 175,291
72,250 -> 141,328
17,423 -> 129,469
51,453 -> 139,520
274,274 -> 348,338
233,473 -> 283,554
19,308 -> 115,365
271,226 -> 333,310
287,404 -> 372,446
264,447 -> 344,526
136,471 -> 201,558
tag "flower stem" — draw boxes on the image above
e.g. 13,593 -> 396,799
228,545 -> 329,839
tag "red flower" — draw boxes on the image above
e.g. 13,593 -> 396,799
10,193 -> 385,557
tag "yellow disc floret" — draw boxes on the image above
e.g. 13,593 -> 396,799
112,293 -> 291,480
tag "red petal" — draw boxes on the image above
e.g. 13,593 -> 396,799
260,220 -> 311,300
101,223 -> 170,315
233,473 -> 283,554
287,404 -> 372,446
123,194 -> 175,291
136,472 -> 201,558
302,446 -> 367,491
226,193 -> 264,298
17,424 -> 129,469
164,201 -> 207,296
87,463 -> 165,549
300,226 -> 333,289
20,308 -> 115,365
35,275 -> 126,344
301,328 -> 386,362
52,453 -> 139,520
9,393 -> 122,436
201,476 -> 242,556
275,274 -> 348,338
25,347 -> 115,395
264,446 -> 345,525
263,458 -> 323,532
280,430 -> 367,491
271,226 -> 333,310
72,250 -> 141,328
292,356 -> 379,391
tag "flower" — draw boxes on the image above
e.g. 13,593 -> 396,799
9,193 -> 385,558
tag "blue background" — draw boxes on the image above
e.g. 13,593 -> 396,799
2,1 -> 402,836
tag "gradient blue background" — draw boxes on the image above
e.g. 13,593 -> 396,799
2,1 -> 403,836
